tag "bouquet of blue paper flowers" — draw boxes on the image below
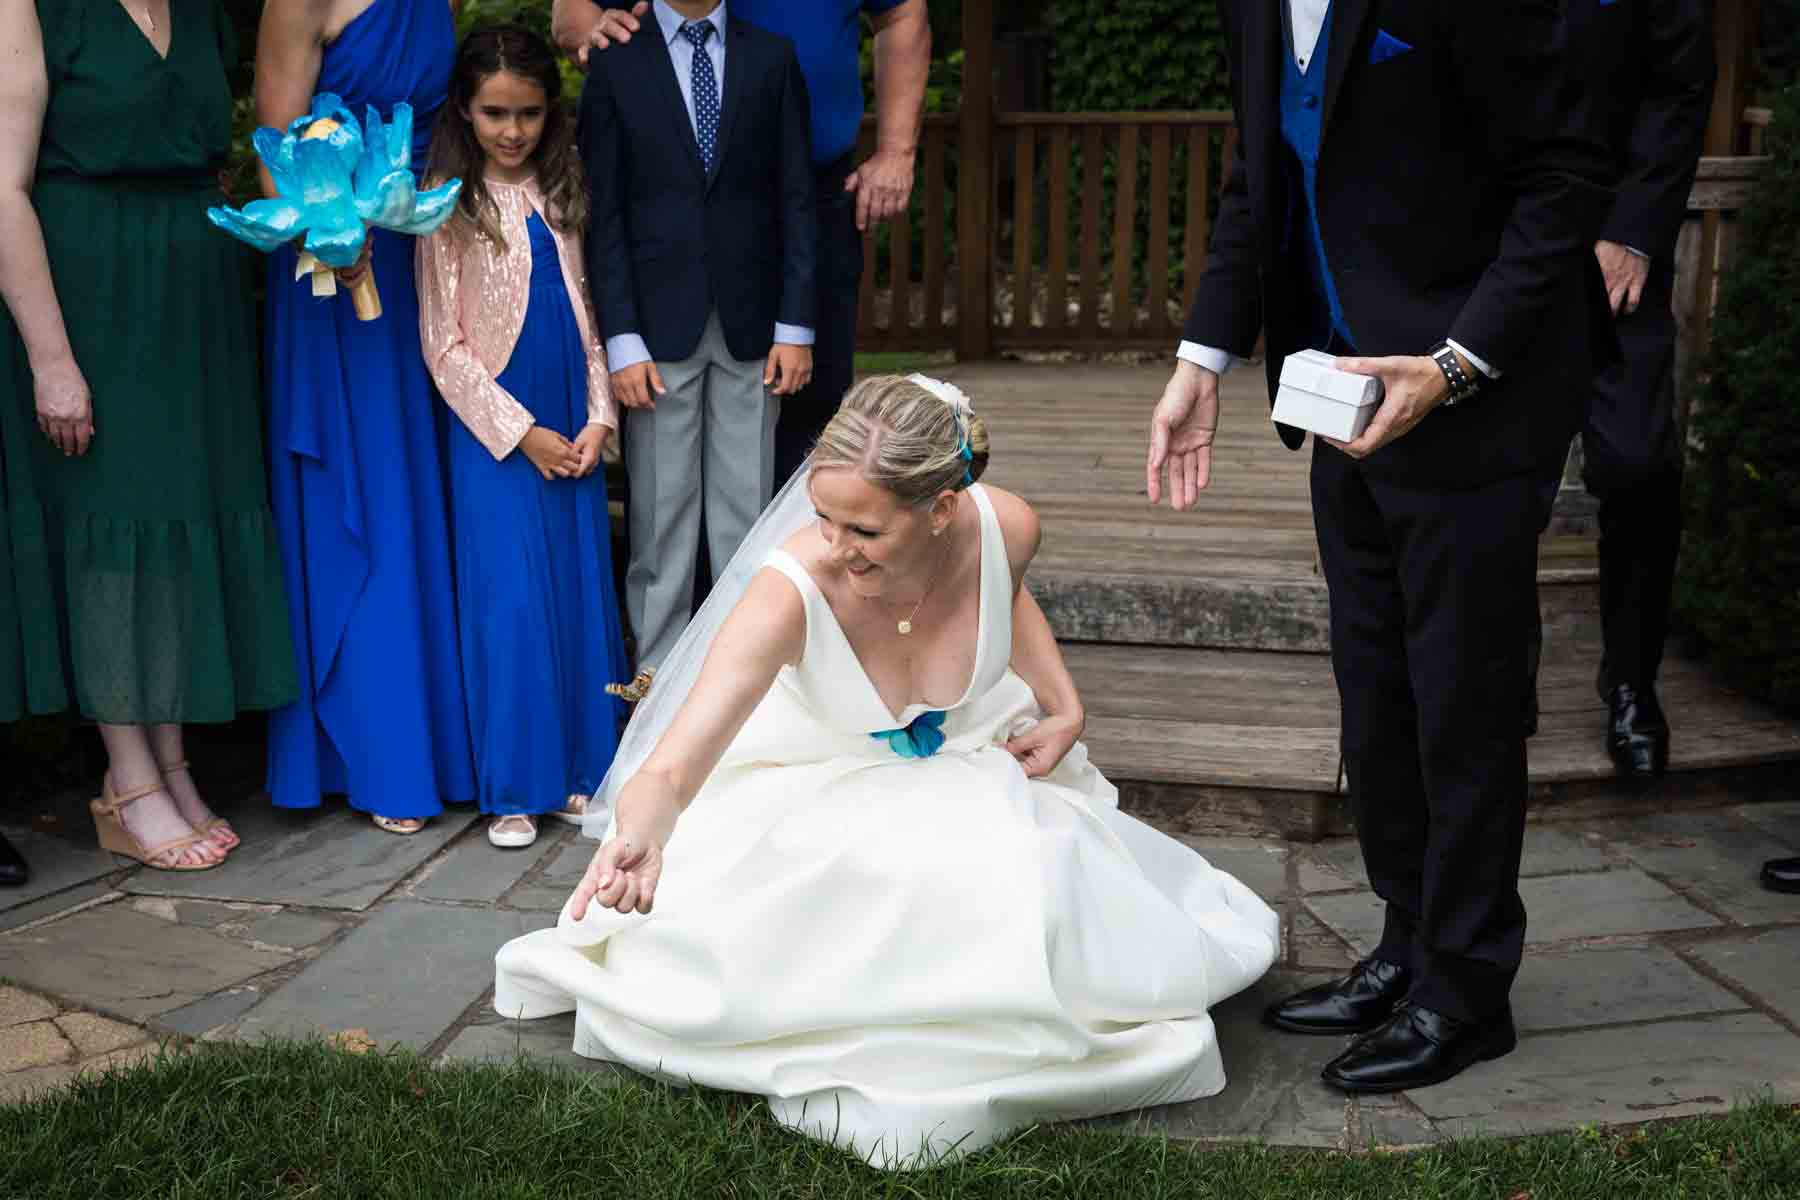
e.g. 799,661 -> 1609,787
208,94 -> 461,321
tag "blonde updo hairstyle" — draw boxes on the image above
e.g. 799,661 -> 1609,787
809,375 -> 991,507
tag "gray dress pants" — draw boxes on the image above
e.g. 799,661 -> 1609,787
623,311 -> 778,669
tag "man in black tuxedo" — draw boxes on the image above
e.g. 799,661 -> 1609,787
1551,0 -> 1715,777
581,0 -> 817,671
1147,1 -> 1615,1092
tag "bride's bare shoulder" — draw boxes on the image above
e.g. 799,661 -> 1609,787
776,525 -> 832,575
977,485 -> 1042,572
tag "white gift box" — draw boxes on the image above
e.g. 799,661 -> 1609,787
1270,349 -> 1385,441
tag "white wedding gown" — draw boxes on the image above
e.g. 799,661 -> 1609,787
493,485 -> 1280,1167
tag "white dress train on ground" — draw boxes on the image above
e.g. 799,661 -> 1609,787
493,485 -> 1280,1167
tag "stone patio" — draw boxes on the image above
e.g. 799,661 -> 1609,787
1,778 -> 1796,1149
0,984 -> 167,1104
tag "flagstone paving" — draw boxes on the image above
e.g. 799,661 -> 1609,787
0,984 -> 168,1104
1,777 -> 1795,1150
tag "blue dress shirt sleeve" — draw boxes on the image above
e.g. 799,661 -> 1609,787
605,333 -> 653,371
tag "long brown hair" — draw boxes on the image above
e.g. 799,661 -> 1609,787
425,24 -> 587,252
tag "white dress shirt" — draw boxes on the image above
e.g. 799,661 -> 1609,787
1291,0 -> 1328,73
1176,0 -> 1497,379
604,0 -> 814,372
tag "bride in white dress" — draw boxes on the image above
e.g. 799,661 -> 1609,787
494,375 -> 1280,1167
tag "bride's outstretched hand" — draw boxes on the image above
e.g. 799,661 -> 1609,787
1005,712 -> 1085,779
569,834 -> 664,919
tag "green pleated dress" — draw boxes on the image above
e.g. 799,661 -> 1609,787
0,0 -> 297,724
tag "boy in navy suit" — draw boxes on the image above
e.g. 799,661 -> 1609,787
581,0 -> 817,671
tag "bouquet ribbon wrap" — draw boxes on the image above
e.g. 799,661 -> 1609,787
207,94 -> 461,321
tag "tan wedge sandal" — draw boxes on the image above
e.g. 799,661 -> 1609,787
159,759 -> 240,851
90,776 -> 222,871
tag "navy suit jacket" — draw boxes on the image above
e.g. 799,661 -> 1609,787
1185,0 -> 1619,486
580,15 -> 818,364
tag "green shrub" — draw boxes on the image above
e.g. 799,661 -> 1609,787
1675,84 -> 1800,712
1045,1 -> 1230,114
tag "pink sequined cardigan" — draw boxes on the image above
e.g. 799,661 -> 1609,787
415,177 -> 616,460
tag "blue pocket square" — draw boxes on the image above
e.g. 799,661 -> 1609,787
1368,29 -> 1414,65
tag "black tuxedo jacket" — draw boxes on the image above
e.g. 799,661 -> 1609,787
1185,0 -> 1619,485
1571,0 -> 1715,261
580,15 -> 817,364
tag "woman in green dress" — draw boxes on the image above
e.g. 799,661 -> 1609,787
0,0 -> 297,869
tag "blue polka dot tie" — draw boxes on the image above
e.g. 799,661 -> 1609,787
681,20 -> 719,174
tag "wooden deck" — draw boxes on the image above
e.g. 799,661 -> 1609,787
933,361 -> 1800,838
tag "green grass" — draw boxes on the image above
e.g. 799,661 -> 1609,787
852,351 -> 957,378
1,1041 -> 1796,1199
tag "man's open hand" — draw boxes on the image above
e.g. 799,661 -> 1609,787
1147,360 -> 1222,510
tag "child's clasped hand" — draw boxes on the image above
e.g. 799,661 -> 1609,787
520,425 -> 582,480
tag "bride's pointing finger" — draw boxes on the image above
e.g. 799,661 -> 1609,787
569,860 -> 605,921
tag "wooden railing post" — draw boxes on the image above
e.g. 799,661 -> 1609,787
1691,0 -> 1761,367
957,0 -> 995,359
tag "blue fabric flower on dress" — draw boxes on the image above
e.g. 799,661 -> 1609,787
871,710 -> 948,759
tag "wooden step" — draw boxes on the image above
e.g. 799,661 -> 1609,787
924,362 -> 1795,839
957,362 -> 1603,651
1062,640 -> 1800,842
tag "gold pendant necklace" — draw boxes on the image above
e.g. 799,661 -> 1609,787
894,526 -> 951,636
142,3 -> 157,31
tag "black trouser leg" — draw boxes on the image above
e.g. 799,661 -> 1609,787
1582,264 -> 1683,692
1594,465 -> 1681,689
774,154 -> 862,487
1314,442 -> 1538,1022
1311,443 -> 1429,975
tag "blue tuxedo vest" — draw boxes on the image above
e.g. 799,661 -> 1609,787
1281,5 -> 1356,348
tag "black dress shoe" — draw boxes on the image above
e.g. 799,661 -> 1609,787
1763,857 -> 1800,894
1321,1001 -> 1516,1094
0,833 -> 28,888
1264,957 -> 1411,1035
1604,682 -> 1669,777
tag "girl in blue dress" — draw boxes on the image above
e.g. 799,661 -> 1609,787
417,26 -> 628,849
256,0 -> 475,833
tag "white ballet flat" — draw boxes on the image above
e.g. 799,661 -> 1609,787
487,815 -> 539,849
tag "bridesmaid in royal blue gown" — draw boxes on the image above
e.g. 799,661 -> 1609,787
257,0 -> 474,832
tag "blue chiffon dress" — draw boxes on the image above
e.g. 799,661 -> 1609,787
263,0 -> 474,819
447,214 -> 628,815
